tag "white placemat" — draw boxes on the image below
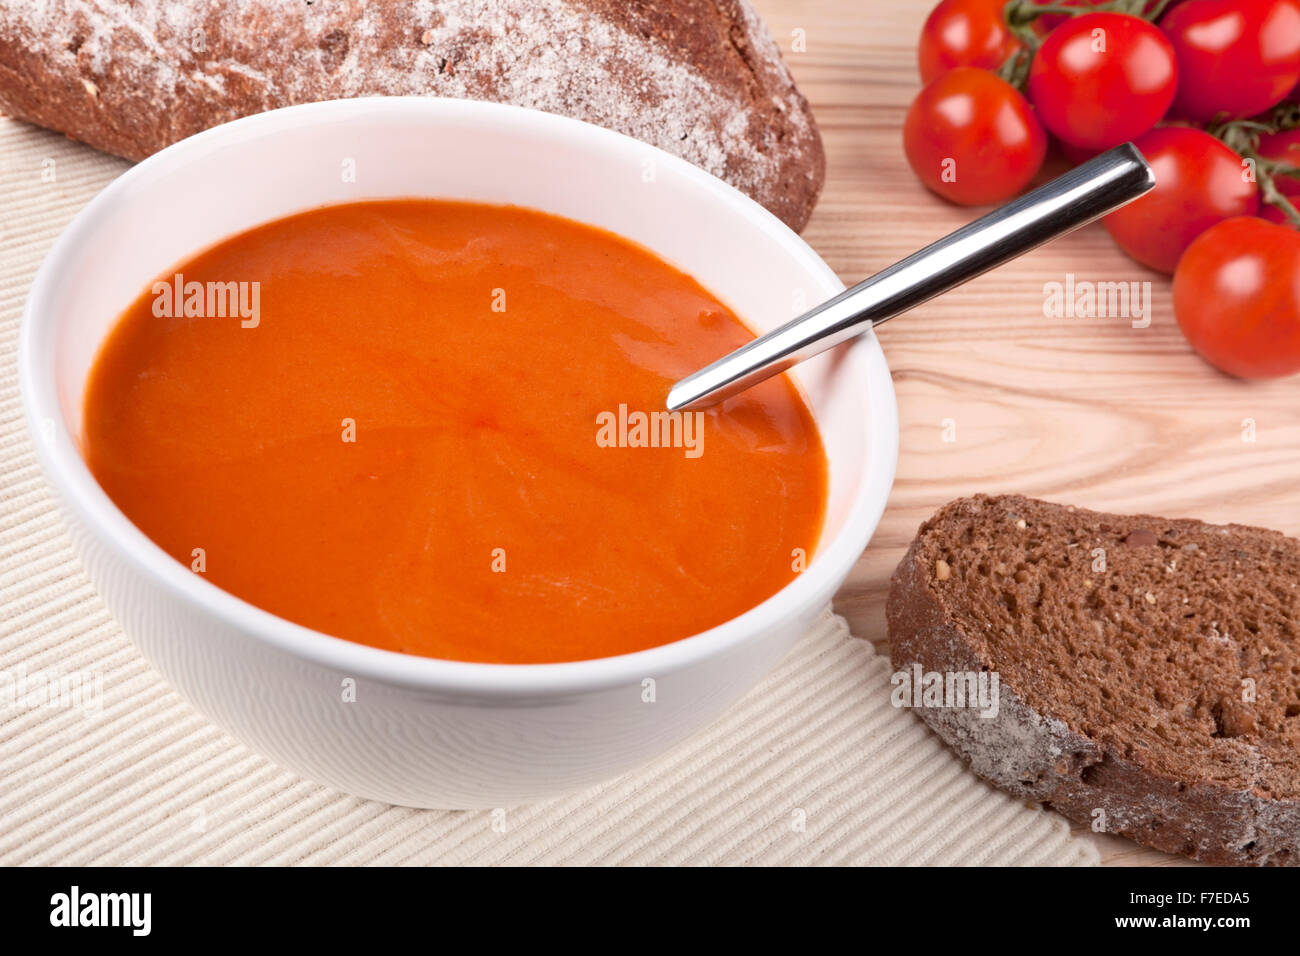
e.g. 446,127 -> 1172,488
0,118 -> 1097,865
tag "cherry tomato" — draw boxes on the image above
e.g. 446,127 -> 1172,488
1028,13 -> 1178,150
1162,0 -> 1300,121
1103,127 -> 1259,274
903,67 -> 1049,205
919,0 -> 1023,83
1173,217 -> 1300,378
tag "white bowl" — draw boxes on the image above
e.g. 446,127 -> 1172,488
19,97 -> 898,808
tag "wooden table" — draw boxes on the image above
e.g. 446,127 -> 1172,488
756,0 -> 1300,866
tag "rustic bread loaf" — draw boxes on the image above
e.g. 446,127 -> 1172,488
887,494 -> 1300,866
0,0 -> 824,230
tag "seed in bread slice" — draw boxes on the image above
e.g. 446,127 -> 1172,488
887,494 -> 1300,866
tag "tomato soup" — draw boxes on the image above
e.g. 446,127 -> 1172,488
82,200 -> 828,663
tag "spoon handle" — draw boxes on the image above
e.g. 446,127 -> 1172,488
667,143 -> 1155,412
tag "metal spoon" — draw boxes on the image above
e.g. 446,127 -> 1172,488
666,143 -> 1155,411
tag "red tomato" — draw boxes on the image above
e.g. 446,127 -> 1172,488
903,67 -> 1049,205
1173,217 -> 1300,378
919,0 -> 1023,83
1103,127 -> 1259,274
1162,0 -> 1300,121
1028,13 -> 1178,150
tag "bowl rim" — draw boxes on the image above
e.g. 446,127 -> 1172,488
19,96 -> 898,696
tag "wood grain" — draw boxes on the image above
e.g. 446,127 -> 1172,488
754,0 -> 1300,866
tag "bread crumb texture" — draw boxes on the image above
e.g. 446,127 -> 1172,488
889,494 -> 1300,866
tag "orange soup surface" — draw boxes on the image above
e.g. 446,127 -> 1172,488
83,200 -> 828,663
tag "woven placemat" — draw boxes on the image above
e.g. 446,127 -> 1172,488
0,118 -> 1097,865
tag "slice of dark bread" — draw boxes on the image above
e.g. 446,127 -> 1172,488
887,494 -> 1300,866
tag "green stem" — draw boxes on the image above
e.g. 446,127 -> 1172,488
1002,0 -> 1045,50
1003,0 -> 1165,34
1212,107 -> 1300,230
1269,101 -> 1300,132
996,46 -> 1034,90
1257,156 -> 1300,183
1261,176 -> 1300,229
1144,0 -> 1179,21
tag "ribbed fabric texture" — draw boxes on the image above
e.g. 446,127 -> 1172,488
0,118 -> 1097,865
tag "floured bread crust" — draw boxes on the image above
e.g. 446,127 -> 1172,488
0,0 -> 824,230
